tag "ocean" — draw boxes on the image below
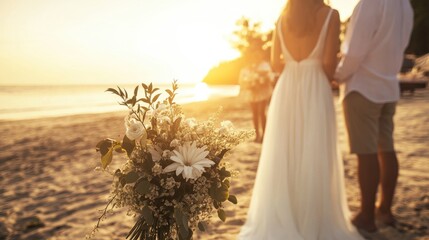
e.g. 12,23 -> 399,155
0,83 -> 239,121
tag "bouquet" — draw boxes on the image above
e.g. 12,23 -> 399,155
239,63 -> 273,90
92,81 -> 252,240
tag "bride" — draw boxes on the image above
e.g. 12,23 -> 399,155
238,0 -> 364,239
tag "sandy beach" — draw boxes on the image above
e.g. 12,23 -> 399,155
0,89 -> 428,240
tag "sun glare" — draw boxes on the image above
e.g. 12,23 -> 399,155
192,82 -> 211,102
0,0 -> 358,86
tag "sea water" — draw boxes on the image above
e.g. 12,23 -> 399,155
0,83 -> 239,120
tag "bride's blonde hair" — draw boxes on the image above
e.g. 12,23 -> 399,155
283,0 -> 325,37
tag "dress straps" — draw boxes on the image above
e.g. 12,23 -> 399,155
277,8 -> 334,62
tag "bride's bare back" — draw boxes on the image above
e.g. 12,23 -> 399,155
271,5 -> 340,80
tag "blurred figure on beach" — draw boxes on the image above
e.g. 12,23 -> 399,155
238,51 -> 274,143
335,0 -> 414,234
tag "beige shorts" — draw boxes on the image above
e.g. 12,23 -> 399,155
343,92 -> 396,154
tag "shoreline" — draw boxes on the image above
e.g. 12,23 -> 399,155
0,96 -> 238,124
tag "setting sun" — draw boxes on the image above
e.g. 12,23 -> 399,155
0,0 -> 358,86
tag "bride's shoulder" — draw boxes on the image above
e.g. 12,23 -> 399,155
320,5 -> 339,17
322,6 -> 340,24
325,5 -> 340,19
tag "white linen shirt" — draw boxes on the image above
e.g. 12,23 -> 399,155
335,0 -> 413,103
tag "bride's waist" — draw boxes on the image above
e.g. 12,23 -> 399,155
279,61 -> 328,80
284,59 -> 321,67
281,60 -> 323,74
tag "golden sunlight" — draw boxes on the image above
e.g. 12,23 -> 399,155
0,0 -> 358,86
192,82 -> 211,102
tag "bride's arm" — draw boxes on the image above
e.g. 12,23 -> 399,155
270,24 -> 283,73
322,9 -> 341,81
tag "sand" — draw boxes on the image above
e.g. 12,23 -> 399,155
0,89 -> 428,240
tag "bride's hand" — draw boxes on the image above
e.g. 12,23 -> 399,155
330,80 -> 339,90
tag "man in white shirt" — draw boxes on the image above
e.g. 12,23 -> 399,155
335,0 -> 413,233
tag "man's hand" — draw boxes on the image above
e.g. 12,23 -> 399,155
331,79 -> 339,90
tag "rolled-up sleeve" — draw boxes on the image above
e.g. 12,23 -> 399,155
335,0 -> 380,82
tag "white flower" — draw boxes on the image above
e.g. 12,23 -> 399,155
160,116 -> 171,124
157,116 -> 172,131
174,113 -> 184,122
162,150 -> 171,158
183,133 -> 192,141
221,120 -> 234,129
148,145 -> 163,162
196,126 -> 205,135
219,120 -> 234,135
147,103 -> 167,118
152,163 -> 163,174
184,118 -> 197,128
140,134 -> 148,146
170,139 -> 180,148
125,116 -> 146,140
163,142 -> 215,180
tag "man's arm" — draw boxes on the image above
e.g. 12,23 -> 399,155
335,0 -> 380,82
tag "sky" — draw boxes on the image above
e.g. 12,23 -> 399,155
0,0 -> 359,86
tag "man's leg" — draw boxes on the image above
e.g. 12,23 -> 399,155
353,154 -> 379,232
377,102 -> 398,225
377,151 -> 398,225
343,92 -> 382,232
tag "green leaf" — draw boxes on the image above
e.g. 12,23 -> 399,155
165,89 -> 173,96
141,154 -> 155,174
171,117 -> 182,134
219,167 -> 231,179
105,88 -> 119,95
150,117 -> 157,129
139,98 -> 150,104
209,185 -> 216,198
223,179 -> 230,188
217,209 -> 226,222
125,96 -> 137,106
101,146 -> 113,169
118,86 -> 124,97
181,212 -> 189,231
178,229 -> 192,240
114,169 -> 122,177
123,171 -> 139,183
174,208 -> 183,225
174,208 -> 189,239
142,206 -> 154,225
121,135 -> 135,158
215,187 -> 229,202
135,179 -> 151,195
113,144 -> 124,153
228,195 -> 238,204
133,85 -> 139,97
211,182 -> 229,202
152,93 -> 161,103
198,222 -> 206,232
96,139 -> 113,155
213,200 -> 221,209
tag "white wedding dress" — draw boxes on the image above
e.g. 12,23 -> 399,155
238,10 -> 363,240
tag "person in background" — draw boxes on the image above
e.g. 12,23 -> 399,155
238,52 -> 274,143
